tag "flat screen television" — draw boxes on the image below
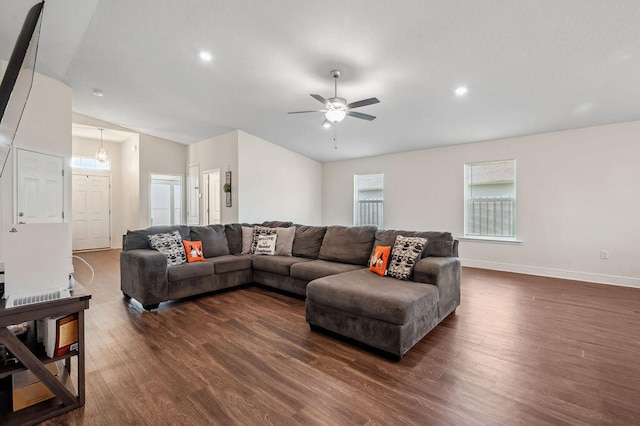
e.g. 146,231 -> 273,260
0,1 -> 44,178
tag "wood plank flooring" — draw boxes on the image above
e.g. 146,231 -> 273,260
39,250 -> 640,425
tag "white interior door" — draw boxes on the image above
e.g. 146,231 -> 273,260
186,163 -> 199,225
16,149 -> 64,223
205,170 -> 221,224
72,174 -> 110,250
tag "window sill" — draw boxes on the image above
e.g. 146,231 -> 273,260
459,236 -> 523,244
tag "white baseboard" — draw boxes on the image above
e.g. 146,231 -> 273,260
461,258 -> 640,289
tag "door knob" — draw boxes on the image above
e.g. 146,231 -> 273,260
18,212 -> 24,217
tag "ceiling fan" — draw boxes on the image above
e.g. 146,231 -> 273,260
288,70 -> 380,127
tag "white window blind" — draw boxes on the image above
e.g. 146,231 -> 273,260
354,173 -> 384,228
464,160 -> 516,238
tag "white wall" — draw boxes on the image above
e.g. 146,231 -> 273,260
0,73 -> 72,264
121,134 -> 139,237
237,130 -> 322,225
187,130 -> 239,224
323,121 -> 640,287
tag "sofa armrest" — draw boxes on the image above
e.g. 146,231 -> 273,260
412,256 -> 461,320
120,249 -> 169,307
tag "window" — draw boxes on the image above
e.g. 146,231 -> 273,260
354,173 -> 384,228
150,174 -> 183,226
71,156 -> 110,170
464,160 -> 516,238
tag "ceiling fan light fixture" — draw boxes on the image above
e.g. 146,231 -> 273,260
322,119 -> 332,128
325,109 -> 346,123
327,97 -> 347,108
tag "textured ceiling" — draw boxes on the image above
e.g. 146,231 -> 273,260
2,0 -> 640,163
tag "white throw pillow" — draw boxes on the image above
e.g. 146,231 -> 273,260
275,226 -> 296,256
250,226 -> 277,254
254,234 -> 277,255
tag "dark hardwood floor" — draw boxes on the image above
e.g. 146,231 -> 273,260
40,250 -> 640,425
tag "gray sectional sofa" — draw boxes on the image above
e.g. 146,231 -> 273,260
120,221 -> 460,359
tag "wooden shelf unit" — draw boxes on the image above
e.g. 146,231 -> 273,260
0,286 -> 90,426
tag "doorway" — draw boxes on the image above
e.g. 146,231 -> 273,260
72,174 -> 111,250
150,174 -> 183,226
16,149 -> 64,223
203,169 -> 221,224
186,163 -> 199,225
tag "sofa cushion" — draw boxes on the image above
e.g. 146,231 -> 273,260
373,229 -> 455,258
190,225 -> 230,258
148,230 -> 187,266
167,261 -> 214,282
224,223 -> 244,255
275,226 -> 296,256
292,225 -> 327,259
306,269 -> 439,325
290,259 -> 364,282
252,255 -> 313,276
373,229 -> 418,252
206,254 -> 253,274
261,220 -> 293,228
418,231 -> 455,258
318,225 -> 377,265
387,235 -> 427,280
125,225 -> 190,250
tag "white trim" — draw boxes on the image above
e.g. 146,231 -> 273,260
462,258 -> 640,288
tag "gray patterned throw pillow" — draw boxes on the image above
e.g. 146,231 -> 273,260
148,230 -> 187,266
387,235 -> 427,280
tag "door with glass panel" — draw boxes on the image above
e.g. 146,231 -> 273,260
150,174 -> 183,226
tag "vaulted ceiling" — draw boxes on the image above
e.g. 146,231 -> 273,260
2,1 -> 640,162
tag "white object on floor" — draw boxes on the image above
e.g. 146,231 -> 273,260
3,223 -> 72,308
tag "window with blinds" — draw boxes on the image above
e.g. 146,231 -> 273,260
354,173 -> 384,228
464,160 -> 516,238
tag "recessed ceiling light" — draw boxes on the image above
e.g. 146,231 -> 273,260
454,86 -> 468,96
93,89 -> 103,97
199,51 -> 213,62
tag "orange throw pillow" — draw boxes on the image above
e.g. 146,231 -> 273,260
183,240 -> 205,263
369,245 -> 391,276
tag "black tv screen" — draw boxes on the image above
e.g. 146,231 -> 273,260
0,1 -> 44,178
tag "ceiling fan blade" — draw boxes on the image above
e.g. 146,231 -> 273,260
346,111 -> 376,121
347,97 -> 380,109
287,110 -> 325,114
310,94 -> 328,105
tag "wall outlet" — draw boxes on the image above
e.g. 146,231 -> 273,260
600,250 -> 609,260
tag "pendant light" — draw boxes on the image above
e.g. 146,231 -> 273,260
96,128 -> 107,163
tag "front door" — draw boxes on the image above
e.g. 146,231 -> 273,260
72,174 -> 110,250
16,149 -> 64,223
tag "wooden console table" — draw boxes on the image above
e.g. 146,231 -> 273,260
0,286 -> 90,425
